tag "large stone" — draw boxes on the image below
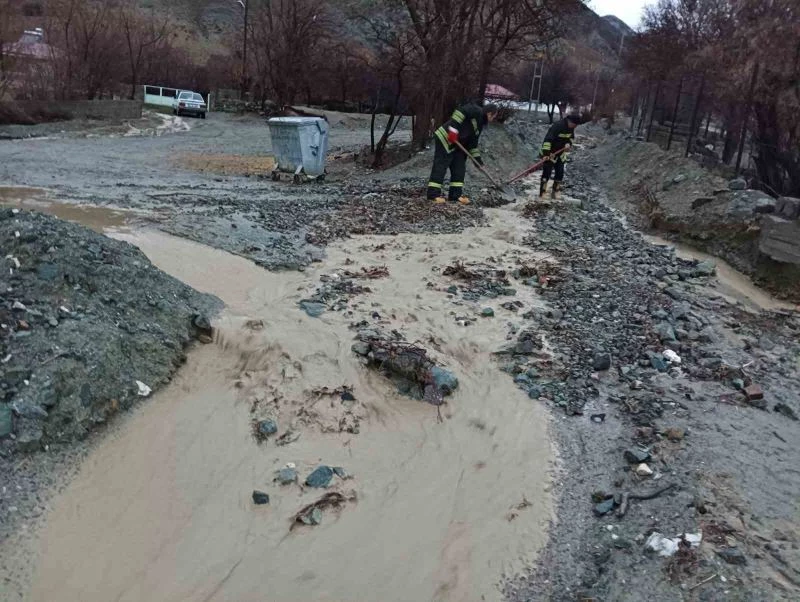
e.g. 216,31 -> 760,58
593,353 -> 612,371
724,189 -> 775,219
351,341 -> 371,356
759,215 -> 800,265
693,260 -> 716,277
717,548 -> 747,565
654,322 -> 677,342
277,467 -> 298,485
775,196 -> 800,220
299,300 -> 326,318
252,490 -> 270,505
593,497 -> 615,516
624,448 -> 651,463
257,419 -> 278,437
305,465 -> 334,488
431,366 -> 459,395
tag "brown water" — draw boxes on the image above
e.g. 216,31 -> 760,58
26,207 -> 555,602
643,234 -> 795,312
0,186 -> 133,233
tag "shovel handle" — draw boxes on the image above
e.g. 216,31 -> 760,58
506,147 -> 566,185
453,139 -> 502,187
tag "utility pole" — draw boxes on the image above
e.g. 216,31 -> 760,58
528,52 -> 544,113
237,0 -> 249,100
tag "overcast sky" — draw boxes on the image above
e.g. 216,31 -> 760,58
590,0 -> 652,29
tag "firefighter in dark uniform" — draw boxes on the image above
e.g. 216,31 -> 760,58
427,103 -> 499,205
540,113 -> 581,199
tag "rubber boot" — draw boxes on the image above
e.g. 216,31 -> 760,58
458,196 -> 471,205
539,178 -> 548,199
552,181 -> 561,200
433,196 -> 447,204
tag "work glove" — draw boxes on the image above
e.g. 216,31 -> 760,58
447,126 -> 459,143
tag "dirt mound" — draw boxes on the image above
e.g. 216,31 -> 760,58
0,209 -> 221,454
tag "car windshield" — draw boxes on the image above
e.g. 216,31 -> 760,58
191,93 -> 204,102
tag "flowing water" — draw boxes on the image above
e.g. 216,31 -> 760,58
24,208 -> 556,602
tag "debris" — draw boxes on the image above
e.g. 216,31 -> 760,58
635,463 -> 654,477
305,465 -> 334,488
333,466 -> 351,479
717,548 -> 747,565
732,378 -> 745,390
276,467 -> 298,485
646,532 -> 702,557
136,380 -> 152,397
299,300 -> 326,318
276,430 -> 300,446
257,419 -> 278,437
743,383 -> 763,401
617,483 -> 677,518
662,349 -> 681,364
774,403 -> 798,421
291,491 -> 355,530
624,448 -> 651,464
594,497 -> 616,516
689,574 -> 718,591
443,261 -> 481,281
244,319 -> 264,330
252,490 -> 270,505
342,265 -> 389,279
12,301 -> 26,311
593,352 -> 612,371
663,427 -> 685,441
590,413 -> 606,423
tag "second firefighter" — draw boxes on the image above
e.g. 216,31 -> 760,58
540,113 -> 581,199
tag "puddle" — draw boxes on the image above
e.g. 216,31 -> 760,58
0,186 -> 133,233
644,234 -> 794,312
26,207 -> 554,602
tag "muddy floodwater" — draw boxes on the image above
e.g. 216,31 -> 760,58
25,207 -> 555,602
0,186 -> 134,233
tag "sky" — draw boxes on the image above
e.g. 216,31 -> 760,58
589,0 -> 652,30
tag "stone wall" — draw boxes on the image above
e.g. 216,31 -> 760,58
759,198 -> 800,265
15,99 -> 142,121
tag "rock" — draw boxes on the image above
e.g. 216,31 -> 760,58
624,448 -> 651,463
252,490 -> 270,505
257,419 -> 278,437
693,260 -> 716,277
514,374 -> 531,386
744,383 -> 764,401
593,353 -> 612,371
431,366 -> 459,395
305,465 -> 334,488
775,196 -> 800,220
300,507 -> 323,525
635,463 -> 654,477
663,349 -> 681,364
481,307 -> 495,317
446,285 -> 458,295
593,497 -> 615,517
277,467 -> 298,485
774,403 -> 798,421
759,215 -> 800,264
528,385 -> 543,399
351,341 -> 371,356
653,322 -> 678,343
717,548 -> 747,565
0,404 -> 12,437
48,317 -> 58,327
299,300 -> 326,318
728,178 -> 747,191
664,286 -> 683,300
37,263 -> 60,281
671,301 -> 691,320
726,189 -> 776,218
192,313 -> 212,332
12,301 -> 26,311
11,401 -> 48,419
732,378 -> 745,390
648,352 -> 668,372
698,326 -> 717,343
699,357 -> 723,370
333,466 -> 350,479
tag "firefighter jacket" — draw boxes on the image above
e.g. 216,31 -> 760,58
541,118 -> 574,160
434,104 -> 487,162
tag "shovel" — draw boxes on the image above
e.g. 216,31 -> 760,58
452,139 -> 516,201
506,147 -> 566,185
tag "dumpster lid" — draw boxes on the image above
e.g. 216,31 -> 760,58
268,116 -> 327,125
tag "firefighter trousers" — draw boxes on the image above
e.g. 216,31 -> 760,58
427,138 -> 467,200
541,157 -> 565,182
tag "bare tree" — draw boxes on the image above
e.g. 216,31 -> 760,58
119,0 -> 170,100
0,0 -> 19,98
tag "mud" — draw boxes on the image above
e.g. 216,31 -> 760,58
21,209 -> 555,602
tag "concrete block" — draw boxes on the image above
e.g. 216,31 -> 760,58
759,215 -> 800,264
776,197 -> 800,220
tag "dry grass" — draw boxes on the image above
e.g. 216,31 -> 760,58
174,152 -> 276,176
